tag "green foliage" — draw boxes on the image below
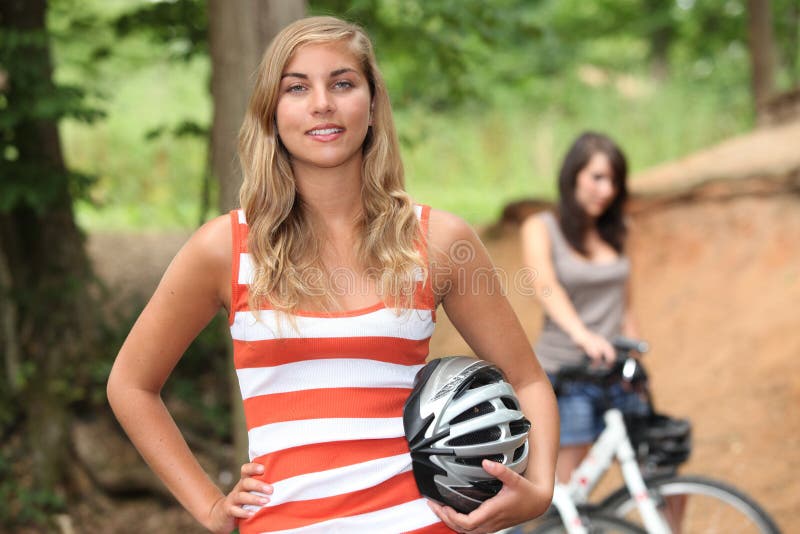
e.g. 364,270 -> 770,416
0,20 -> 104,214
59,0 -> 769,229
399,71 -> 751,223
311,0 -> 544,109
113,0 -> 207,61
59,0 -> 797,229
75,289 -> 232,439
145,119 -> 209,141
774,0 -> 800,85
0,450 -> 65,529
164,313 -> 233,441
49,0 -> 212,229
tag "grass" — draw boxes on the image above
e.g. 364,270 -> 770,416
63,59 -> 752,230
399,75 -> 752,224
64,54 -> 211,231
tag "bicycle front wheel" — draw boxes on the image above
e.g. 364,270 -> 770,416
599,474 -> 781,533
506,510 -> 647,534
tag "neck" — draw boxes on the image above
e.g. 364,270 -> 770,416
293,156 -> 364,233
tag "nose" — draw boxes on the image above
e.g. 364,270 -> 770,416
597,178 -> 616,200
310,87 -> 334,115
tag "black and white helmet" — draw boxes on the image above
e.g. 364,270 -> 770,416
403,356 -> 531,513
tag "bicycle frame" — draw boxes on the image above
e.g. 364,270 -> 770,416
558,408 -> 671,534
550,484 -> 590,534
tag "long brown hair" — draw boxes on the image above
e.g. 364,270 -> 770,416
557,131 -> 628,255
238,16 -> 424,313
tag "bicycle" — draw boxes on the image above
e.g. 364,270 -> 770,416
506,337 -> 781,534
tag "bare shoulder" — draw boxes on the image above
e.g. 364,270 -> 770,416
187,213 -> 232,267
520,212 -> 547,240
162,213 -> 232,304
427,208 -> 480,263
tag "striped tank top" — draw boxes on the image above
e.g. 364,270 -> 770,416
228,205 -> 453,533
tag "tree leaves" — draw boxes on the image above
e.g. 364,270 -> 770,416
113,0 -> 207,62
0,27 -> 103,213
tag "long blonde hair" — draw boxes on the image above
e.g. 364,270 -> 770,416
238,16 -> 425,313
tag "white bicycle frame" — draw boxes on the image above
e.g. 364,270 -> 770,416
549,484 -> 590,534
496,408 -> 671,534
552,408 -> 671,534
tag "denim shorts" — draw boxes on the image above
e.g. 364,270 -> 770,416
548,373 -> 651,447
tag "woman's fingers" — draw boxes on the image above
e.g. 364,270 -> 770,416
226,489 -> 270,520
237,461 -> 272,494
426,500 -> 449,525
482,459 -> 520,487
225,462 -> 273,522
226,503 -> 255,519
427,501 -> 477,533
581,332 -> 616,365
241,477 -> 273,494
601,341 -> 616,364
234,490 -> 270,507
241,462 -> 264,476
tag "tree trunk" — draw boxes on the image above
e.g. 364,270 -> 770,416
747,0 -> 777,116
0,0 -> 98,493
207,0 -> 306,466
208,0 -> 307,214
644,0 -> 674,81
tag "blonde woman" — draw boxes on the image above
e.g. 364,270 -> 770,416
107,16 -> 557,534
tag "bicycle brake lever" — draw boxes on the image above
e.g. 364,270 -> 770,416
612,336 -> 649,355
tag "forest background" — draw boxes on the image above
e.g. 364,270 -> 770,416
1,0 -> 798,531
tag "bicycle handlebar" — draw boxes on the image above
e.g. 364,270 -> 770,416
612,336 -> 649,355
553,336 -> 650,386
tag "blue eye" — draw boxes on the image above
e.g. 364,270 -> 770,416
287,84 -> 306,93
333,80 -> 354,89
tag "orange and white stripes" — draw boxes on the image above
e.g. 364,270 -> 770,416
228,205 -> 451,533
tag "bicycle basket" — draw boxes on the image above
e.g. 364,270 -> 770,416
625,412 -> 692,469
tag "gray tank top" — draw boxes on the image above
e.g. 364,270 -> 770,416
534,211 -> 629,373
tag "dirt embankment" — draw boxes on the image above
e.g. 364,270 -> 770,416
432,175 -> 800,531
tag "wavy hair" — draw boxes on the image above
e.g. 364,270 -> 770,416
557,131 -> 628,255
238,16 -> 424,313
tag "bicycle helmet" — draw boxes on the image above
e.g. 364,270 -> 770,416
625,412 -> 692,471
403,356 -> 531,513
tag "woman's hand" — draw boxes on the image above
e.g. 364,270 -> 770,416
572,329 -> 616,365
205,462 -> 273,534
426,460 -> 553,534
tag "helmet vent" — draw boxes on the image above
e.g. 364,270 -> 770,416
453,368 -> 504,399
451,401 -> 494,424
501,397 -> 518,410
457,479 -> 503,500
512,445 -> 525,462
454,454 -> 503,466
448,427 -> 501,446
509,419 -> 531,436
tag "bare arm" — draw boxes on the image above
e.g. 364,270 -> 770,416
621,275 -> 640,339
426,210 -> 559,533
106,215 -> 265,533
520,215 -> 614,362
